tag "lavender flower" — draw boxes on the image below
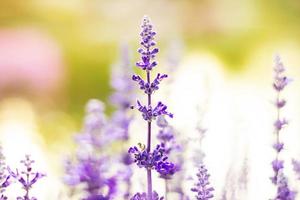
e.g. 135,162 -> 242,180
128,143 -> 168,171
110,44 -> 135,110
132,73 -> 168,95
8,155 -> 45,200
156,116 -> 179,155
156,116 -> 182,199
292,159 -> 300,180
64,99 -> 118,199
270,55 -> 296,200
109,44 -> 135,141
131,191 -> 164,200
275,171 -> 297,200
64,156 -> 116,199
191,165 -> 214,200
136,101 -> 173,122
0,147 -> 10,200
129,16 -> 174,200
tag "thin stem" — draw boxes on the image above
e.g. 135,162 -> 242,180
25,172 -> 29,199
147,169 -> 153,200
275,91 -> 280,182
146,70 -> 152,200
165,179 -> 169,200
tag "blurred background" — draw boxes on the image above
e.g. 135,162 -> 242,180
1,0 -> 300,199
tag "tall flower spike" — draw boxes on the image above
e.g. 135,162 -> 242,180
136,17 -> 159,71
8,155 -> 45,200
270,55 -> 296,200
191,165 -> 214,200
129,16 -> 174,200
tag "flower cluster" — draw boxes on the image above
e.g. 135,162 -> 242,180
274,171 -> 297,200
128,144 -> 167,170
191,165 -> 214,200
132,73 -> 168,95
136,17 -> 158,71
64,156 -> 117,199
136,101 -> 173,122
131,191 -> 164,200
8,155 -> 45,200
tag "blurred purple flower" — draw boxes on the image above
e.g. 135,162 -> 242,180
131,191 -> 164,200
191,165 -> 214,200
276,172 -> 297,200
64,99 -> 118,199
292,159 -> 300,180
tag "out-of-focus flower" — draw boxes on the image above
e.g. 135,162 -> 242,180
64,99 -> 117,199
191,165 -> 214,200
276,171 -> 297,200
0,29 -> 64,97
292,159 -> 300,180
131,191 -> 164,200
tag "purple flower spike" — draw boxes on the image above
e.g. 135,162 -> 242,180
191,165 -> 214,200
8,155 -> 45,200
130,16 -> 175,200
270,55 -> 296,199
136,17 -> 158,71
276,171 -> 297,200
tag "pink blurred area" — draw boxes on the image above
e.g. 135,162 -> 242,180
0,28 -> 65,97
